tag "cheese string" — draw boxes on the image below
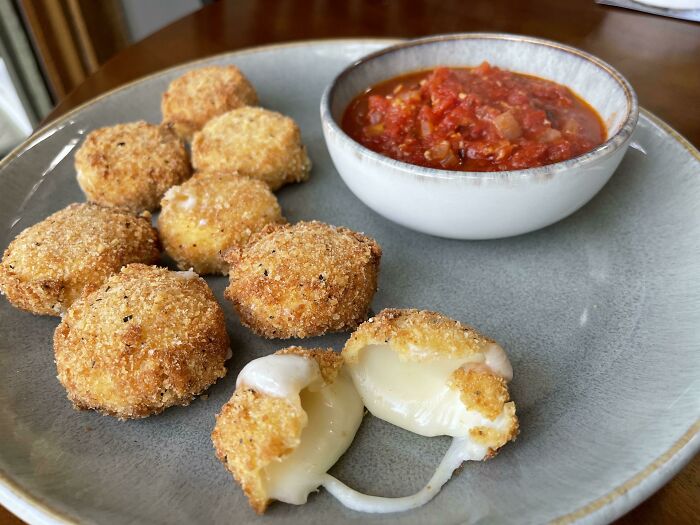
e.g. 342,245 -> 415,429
320,437 -> 488,514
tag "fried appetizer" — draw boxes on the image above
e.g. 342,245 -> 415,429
224,221 -> 381,338
191,107 -> 311,191
343,308 -> 518,447
158,172 -> 285,274
0,203 -> 159,316
161,65 -> 258,140
318,308 -> 519,513
54,264 -> 229,419
212,347 -> 363,514
75,121 -> 191,212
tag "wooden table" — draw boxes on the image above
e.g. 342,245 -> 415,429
3,1 -> 698,523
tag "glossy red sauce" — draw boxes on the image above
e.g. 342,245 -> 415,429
341,63 -> 606,172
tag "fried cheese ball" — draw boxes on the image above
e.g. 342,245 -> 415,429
0,203 -> 159,316
212,347 -> 363,514
161,65 -> 258,140
224,221 -> 381,338
343,308 -> 519,455
54,264 -> 230,419
158,172 -> 285,275
75,121 -> 191,212
191,107 -> 311,191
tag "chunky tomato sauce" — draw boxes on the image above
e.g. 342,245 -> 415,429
341,63 -> 606,172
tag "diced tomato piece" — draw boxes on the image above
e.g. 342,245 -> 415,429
341,63 -> 605,171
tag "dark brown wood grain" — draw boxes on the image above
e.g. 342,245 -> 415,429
3,1 -> 697,524
45,0 -> 700,147
18,0 -> 129,100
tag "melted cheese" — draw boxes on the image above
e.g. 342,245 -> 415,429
265,368 -> 363,504
176,269 -> 198,280
181,194 -> 197,210
347,344 -> 511,437
236,345 -> 515,514
321,436 -> 488,513
236,354 -> 363,506
321,342 -> 515,513
483,343 -> 513,381
237,354 -> 323,398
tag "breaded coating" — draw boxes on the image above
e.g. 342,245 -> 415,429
54,264 -> 229,419
224,221 -> 382,338
343,308 -> 496,363
342,308 -> 519,455
191,107 -> 311,191
468,400 -> 518,455
158,172 -> 285,275
211,347 -> 342,514
0,203 -> 159,316
161,65 -> 258,140
449,367 -> 510,421
75,121 -> 191,212
277,346 -> 343,385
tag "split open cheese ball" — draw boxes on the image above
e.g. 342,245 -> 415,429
213,309 -> 519,515
323,308 -> 519,514
211,347 -> 363,514
342,308 -> 518,452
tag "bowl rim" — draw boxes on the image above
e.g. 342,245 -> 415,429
320,32 -> 639,181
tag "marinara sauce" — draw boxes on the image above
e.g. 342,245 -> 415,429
341,63 -> 606,172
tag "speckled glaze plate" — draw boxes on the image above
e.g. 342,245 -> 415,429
0,39 -> 699,525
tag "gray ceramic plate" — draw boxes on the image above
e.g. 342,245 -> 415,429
0,39 -> 699,525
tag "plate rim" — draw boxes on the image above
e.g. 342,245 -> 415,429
0,37 -> 698,525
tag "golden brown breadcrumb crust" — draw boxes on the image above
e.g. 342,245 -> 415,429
224,221 -> 381,338
75,121 -> 191,212
54,264 -> 229,419
0,203 -> 159,316
342,308 -> 518,454
343,308 -> 496,364
470,402 -> 519,458
214,388 -> 303,514
158,171 -> 285,274
211,347 -> 341,514
161,65 -> 258,140
277,346 -> 343,385
191,107 -> 311,191
449,367 -> 510,421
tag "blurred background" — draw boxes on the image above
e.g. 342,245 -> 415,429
0,0 -> 211,154
2,0 -> 698,158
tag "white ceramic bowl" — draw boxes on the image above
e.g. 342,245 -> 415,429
320,34 -> 638,239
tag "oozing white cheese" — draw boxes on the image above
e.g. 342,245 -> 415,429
237,345 -> 514,514
176,269 -> 198,280
347,344 -> 511,437
236,354 -> 364,506
265,368 -> 363,504
483,343 -> 513,382
323,342 -> 515,514
237,354 -> 324,398
321,436 -> 488,513
181,194 -> 197,210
